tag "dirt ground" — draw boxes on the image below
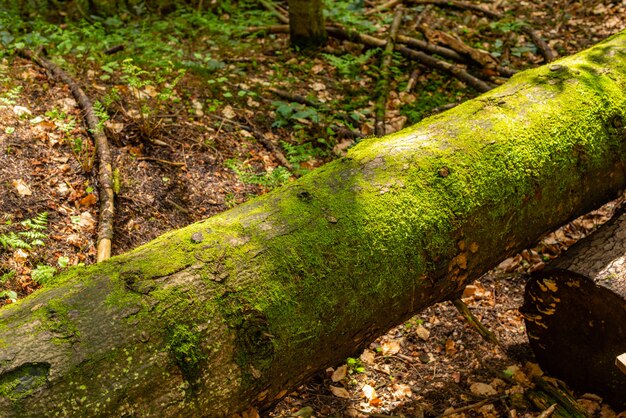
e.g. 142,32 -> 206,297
1,0 -> 626,416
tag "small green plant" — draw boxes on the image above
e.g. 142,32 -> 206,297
322,48 -> 379,79
114,58 -> 186,139
0,270 -> 15,283
272,101 -> 320,128
0,85 -> 22,105
225,159 -> 291,189
45,109 -> 94,171
31,265 -> 56,285
0,290 -> 17,303
346,357 -> 365,374
0,212 -> 48,251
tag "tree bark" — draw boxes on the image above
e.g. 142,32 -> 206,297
287,0 -> 327,48
522,203 -> 626,410
3,32 -> 626,417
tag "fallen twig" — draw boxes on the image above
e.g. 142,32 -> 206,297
18,49 -> 115,262
405,68 -> 421,92
520,25 -> 556,62
426,102 -> 459,115
207,113 -> 294,172
452,298 -> 500,346
397,34 -> 464,62
136,157 -> 186,167
326,26 -> 493,92
364,0 -> 402,16
407,0 -> 556,62
259,0 -> 289,24
440,396 -> 506,417
375,6 -> 404,136
537,404 -> 557,418
407,0 -> 501,18
103,44 -> 125,55
268,87 -> 321,107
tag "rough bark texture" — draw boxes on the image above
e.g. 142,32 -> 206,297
3,32 -> 626,417
523,204 -> 626,409
287,0 -> 327,47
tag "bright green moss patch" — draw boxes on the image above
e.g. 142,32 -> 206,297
166,324 -> 206,382
0,362 -> 49,402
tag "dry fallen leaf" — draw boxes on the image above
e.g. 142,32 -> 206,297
362,384 -> 379,405
381,339 -> 401,356
415,324 -> 430,341
469,382 -> 498,397
222,105 -> 236,119
77,211 -> 96,233
360,349 -> 376,364
331,364 -> 347,382
391,383 -> 412,399
13,249 -> 28,263
329,385 -> 350,399
13,179 -> 32,196
79,194 -> 97,207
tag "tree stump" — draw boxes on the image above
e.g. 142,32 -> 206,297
522,204 -> 626,409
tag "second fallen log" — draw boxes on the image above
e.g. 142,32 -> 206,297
522,205 -> 626,410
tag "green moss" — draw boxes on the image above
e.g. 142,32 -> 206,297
166,324 -> 206,381
0,363 -> 49,402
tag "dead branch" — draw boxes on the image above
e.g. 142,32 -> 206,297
520,25 -> 556,62
406,0 -> 556,62
406,0 -> 500,19
375,6 -> 404,136
207,113 -> 294,172
418,24 -> 498,68
452,298 -> 500,346
268,87 -> 321,108
326,27 -> 493,92
405,68 -> 421,92
396,34 -> 465,62
259,0 -> 289,24
18,49 -> 115,262
103,44 -> 125,55
364,0 -> 402,16
136,157 -> 186,167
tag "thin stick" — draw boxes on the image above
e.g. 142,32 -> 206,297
406,0 -> 556,62
397,34 -> 465,62
364,0 -> 402,16
375,6 -> 404,136
268,87 -> 321,108
537,404 -> 556,418
520,25 -> 556,62
405,68 -> 421,92
326,27 -> 493,92
136,157 -> 186,167
259,0 -> 289,24
452,298 -> 500,345
407,0 -> 501,19
19,49 -> 115,262
439,396 -> 507,417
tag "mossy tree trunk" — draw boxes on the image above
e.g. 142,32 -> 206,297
287,0 -> 327,48
3,32 -> 626,417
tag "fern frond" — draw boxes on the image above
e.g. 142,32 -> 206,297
0,232 -> 32,250
18,230 -> 47,241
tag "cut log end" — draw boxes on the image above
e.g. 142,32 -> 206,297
522,269 -> 626,409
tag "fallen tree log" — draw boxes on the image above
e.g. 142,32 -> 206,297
522,203 -> 626,410
2,32 -> 626,417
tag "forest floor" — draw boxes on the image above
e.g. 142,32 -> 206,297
1,0 -> 626,416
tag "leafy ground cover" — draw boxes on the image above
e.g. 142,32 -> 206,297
0,0 -> 625,416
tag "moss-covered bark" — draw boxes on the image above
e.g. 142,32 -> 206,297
287,0 -> 327,48
2,32 -> 626,417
